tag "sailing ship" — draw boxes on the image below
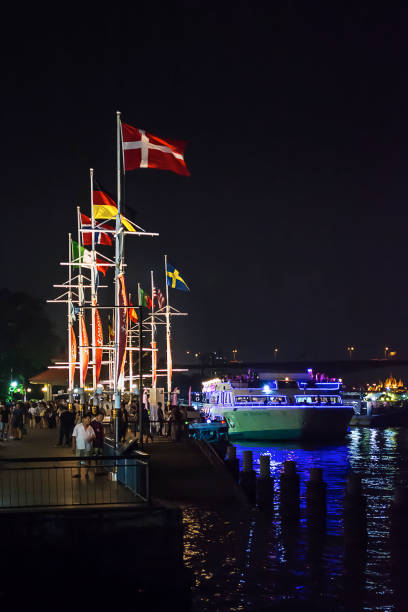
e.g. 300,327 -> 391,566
200,371 -> 354,440
48,114 -> 190,446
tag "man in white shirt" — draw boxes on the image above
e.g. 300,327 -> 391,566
72,413 -> 95,478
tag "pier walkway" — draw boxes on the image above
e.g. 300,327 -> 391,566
0,427 -> 247,508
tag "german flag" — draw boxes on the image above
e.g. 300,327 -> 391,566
93,179 -> 136,232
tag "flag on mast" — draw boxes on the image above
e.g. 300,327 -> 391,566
116,274 -> 128,386
94,304 -> 103,384
153,287 -> 165,309
121,122 -> 190,176
72,241 -> 108,277
69,325 -> 77,389
138,287 -> 152,309
79,314 -> 89,385
166,263 -> 190,291
93,179 -> 137,232
129,298 -> 138,323
80,213 -> 113,246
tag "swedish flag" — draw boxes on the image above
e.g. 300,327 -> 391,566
166,262 -> 190,292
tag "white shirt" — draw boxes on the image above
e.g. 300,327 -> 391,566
72,423 -> 95,450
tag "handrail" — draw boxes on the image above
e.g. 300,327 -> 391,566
0,455 -> 149,464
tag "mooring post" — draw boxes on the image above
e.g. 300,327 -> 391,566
256,454 -> 274,510
239,450 -> 256,504
280,460 -> 300,522
306,468 -> 326,531
343,473 -> 367,544
225,444 -> 239,481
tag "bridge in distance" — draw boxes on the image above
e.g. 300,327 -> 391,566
174,360 -> 408,378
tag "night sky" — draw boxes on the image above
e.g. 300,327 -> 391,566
2,3 -> 408,363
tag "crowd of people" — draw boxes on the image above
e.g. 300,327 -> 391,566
0,398 -> 190,446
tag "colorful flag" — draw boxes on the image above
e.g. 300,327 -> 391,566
72,240 -> 108,277
69,324 -> 77,389
108,313 -> 115,342
129,298 -> 138,324
94,304 -> 103,384
138,287 -> 152,309
153,287 -> 165,309
121,122 -> 190,176
79,314 -> 89,386
93,179 -> 137,232
166,263 -> 190,291
116,274 -> 128,386
80,213 -> 113,246
151,340 -> 157,388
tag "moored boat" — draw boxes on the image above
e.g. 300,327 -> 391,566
200,371 -> 354,441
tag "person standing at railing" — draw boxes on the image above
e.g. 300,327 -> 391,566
72,413 -> 95,478
157,402 -> 164,437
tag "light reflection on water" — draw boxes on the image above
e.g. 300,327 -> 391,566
182,427 -> 408,611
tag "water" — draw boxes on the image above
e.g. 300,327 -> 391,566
182,427 -> 408,611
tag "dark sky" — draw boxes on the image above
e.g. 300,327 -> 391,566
2,3 -> 408,362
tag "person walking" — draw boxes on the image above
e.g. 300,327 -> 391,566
56,403 -> 75,446
72,413 -> 95,478
142,406 -> 153,444
118,405 -> 129,444
91,412 -> 105,474
0,403 -> 10,441
157,402 -> 164,437
10,402 -> 24,440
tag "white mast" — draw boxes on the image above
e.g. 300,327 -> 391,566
128,292 -> 133,397
113,111 -> 122,447
164,254 -> 171,406
90,168 -> 97,404
77,206 -> 84,405
151,270 -> 156,388
67,232 -> 73,405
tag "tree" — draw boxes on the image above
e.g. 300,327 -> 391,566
0,289 -> 62,400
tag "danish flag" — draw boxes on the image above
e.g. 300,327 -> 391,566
121,122 -> 190,176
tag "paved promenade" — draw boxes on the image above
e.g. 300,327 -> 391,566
0,426 -> 248,509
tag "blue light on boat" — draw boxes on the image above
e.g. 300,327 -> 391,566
263,384 -> 271,393
206,418 -> 211,424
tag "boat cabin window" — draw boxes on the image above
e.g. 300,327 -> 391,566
234,395 -> 287,405
295,395 -> 341,405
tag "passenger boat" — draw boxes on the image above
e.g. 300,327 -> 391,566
199,371 -> 354,441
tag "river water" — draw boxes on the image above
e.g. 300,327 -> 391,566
182,427 -> 408,611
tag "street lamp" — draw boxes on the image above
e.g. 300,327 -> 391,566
384,346 -> 389,359
347,346 -> 355,360
274,347 -> 278,361
232,349 -> 238,361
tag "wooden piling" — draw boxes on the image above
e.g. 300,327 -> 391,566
225,444 -> 239,480
306,467 -> 326,531
279,460 -> 300,522
239,450 -> 256,504
256,455 -> 274,510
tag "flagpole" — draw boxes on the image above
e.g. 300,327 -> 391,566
151,270 -> 156,389
164,254 -> 171,408
68,233 -> 73,410
77,205 -> 84,415
137,283 -> 144,449
90,168 -> 97,411
113,110 -> 122,449
128,292 -> 133,399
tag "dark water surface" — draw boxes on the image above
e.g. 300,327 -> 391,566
182,427 -> 408,611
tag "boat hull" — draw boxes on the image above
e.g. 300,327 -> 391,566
223,407 -> 354,440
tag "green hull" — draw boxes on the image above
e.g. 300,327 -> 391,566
223,407 -> 354,441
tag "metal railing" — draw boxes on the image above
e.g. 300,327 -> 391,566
0,455 -> 149,509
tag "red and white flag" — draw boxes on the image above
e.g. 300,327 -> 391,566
153,287 -> 165,310
121,122 -> 190,176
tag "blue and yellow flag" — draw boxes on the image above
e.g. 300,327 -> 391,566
166,263 -> 190,292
